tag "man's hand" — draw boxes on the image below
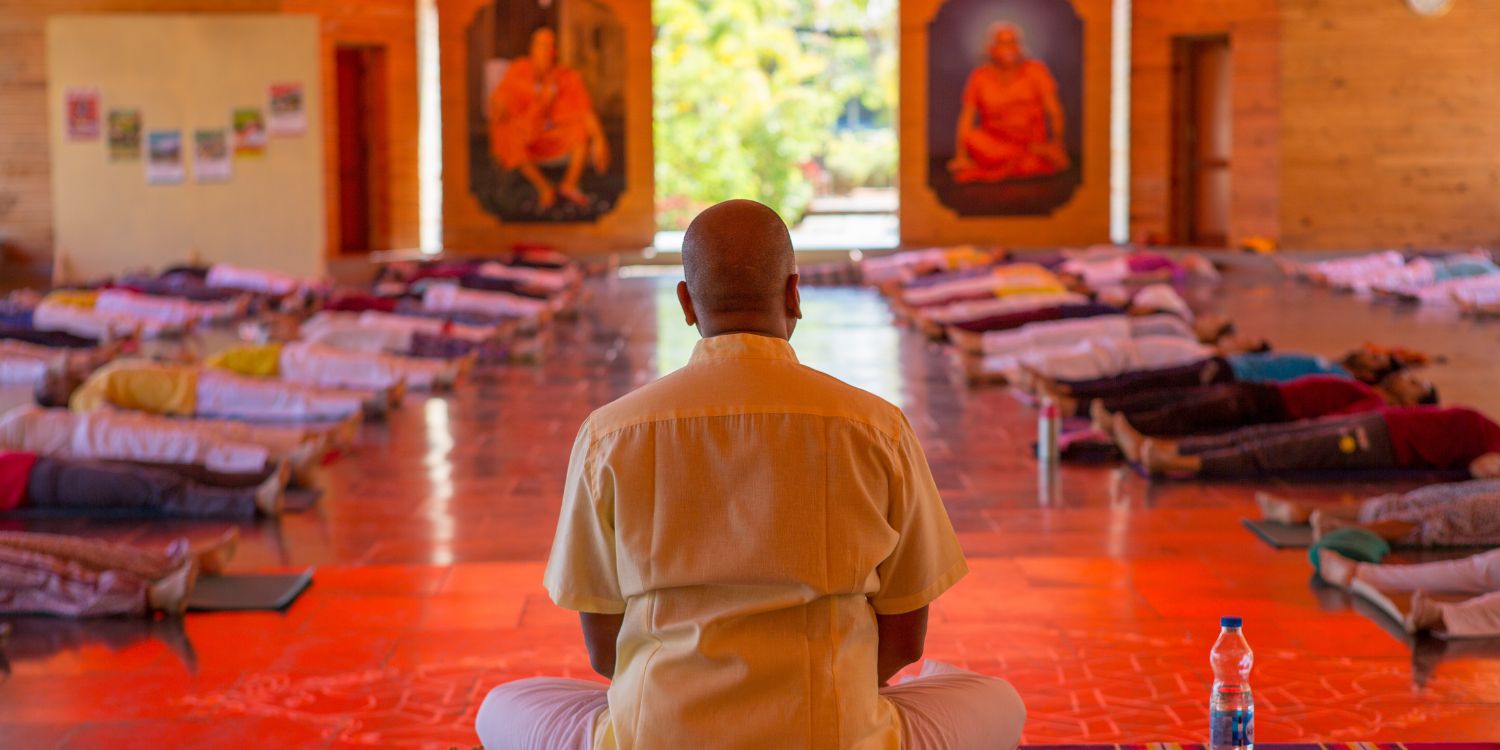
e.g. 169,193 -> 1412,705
580,612 -> 624,679
875,606 -> 929,686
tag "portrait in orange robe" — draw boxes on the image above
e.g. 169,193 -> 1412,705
487,28 -> 610,210
947,23 -> 1069,184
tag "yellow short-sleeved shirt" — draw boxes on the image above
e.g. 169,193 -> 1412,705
69,360 -> 198,416
42,289 -> 100,309
205,343 -> 284,378
545,333 -> 968,749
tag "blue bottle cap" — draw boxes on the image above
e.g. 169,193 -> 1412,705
1221,616 -> 1243,628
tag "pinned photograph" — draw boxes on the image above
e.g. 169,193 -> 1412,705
194,128 -> 232,182
232,107 -> 268,156
64,87 -> 102,141
107,109 -> 142,160
146,130 -> 184,184
268,83 -> 306,136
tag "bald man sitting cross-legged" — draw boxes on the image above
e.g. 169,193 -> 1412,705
474,200 -> 1025,750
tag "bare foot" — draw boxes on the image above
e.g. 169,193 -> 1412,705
1112,413 -> 1149,464
1316,548 -> 1360,589
147,559 -> 199,616
537,185 -> 558,210
949,327 -> 984,354
193,528 -> 240,576
1256,492 -> 1311,524
1309,509 -> 1357,540
1406,590 -> 1445,634
1139,438 -> 1192,476
255,460 -> 290,516
1090,399 -> 1113,433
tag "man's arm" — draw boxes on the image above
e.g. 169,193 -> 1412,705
580,612 -> 624,679
875,605 -> 928,686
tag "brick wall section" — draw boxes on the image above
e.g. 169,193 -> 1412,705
1279,0 -> 1500,249
1130,0 -> 1280,248
0,0 -> 418,272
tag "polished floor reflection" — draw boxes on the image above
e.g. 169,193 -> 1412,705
3,266 -> 1500,748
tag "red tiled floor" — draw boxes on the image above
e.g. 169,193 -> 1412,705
2,269 -> 1499,746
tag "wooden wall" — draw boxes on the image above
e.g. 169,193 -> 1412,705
898,0 -> 1113,248
0,0 -> 419,277
1279,0 -> 1500,249
1129,0 -> 1280,248
436,0 -> 654,255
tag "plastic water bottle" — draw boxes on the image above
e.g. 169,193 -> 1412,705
1037,398 -> 1061,504
1210,616 -> 1254,750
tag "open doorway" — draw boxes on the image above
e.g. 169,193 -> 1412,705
1169,34 -> 1231,247
334,45 -> 391,254
651,0 -> 898,251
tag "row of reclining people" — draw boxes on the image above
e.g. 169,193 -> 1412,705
1281,249 -> 1500,311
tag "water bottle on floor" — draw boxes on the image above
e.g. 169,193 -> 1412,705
1037,397 -> 1060,505
1210,616 -> 1254,750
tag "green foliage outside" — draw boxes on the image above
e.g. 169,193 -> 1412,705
653,0 -> 898,230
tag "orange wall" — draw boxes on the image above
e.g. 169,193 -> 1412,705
1279,0 -> 1500,249
1129,0 -> 1280,248
0,0 -> 418,275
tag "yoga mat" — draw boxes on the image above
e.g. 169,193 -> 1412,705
1,487 -> 324,520
187,569 -> 314,612
1133,463 -> 1472,483
1242,518 -> 1314,549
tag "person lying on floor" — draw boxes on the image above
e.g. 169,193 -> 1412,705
0,338 -> 122,387
1316,546 -> 1500,638
1258,478 -> 1500,547
1054,249 -> 1219,288
0,529 -> 239,617
0,450 -> 288,517
1276,250 -> 1405,286
205,262 -> 324,298
295,311 -> 519,364
975,330 -> 1270,387
1380,270 -> 1500,306
895,262 -> 1071,312
421,281 -> 560,321
1084,370 -> 1436,436
860,245 -> 1009,286
1118,406 -> 1500,479
1342,251 -> 1496,296
0,404 -> 326,484
939,282 -> 1195,341
27,289 -> 184,340
948,286 -> 1220,355
1032,346 -> 1410,402
37,359 -> 377,426
206,339 -> 466,392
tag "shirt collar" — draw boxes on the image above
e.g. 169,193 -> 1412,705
689,333 -> 799,365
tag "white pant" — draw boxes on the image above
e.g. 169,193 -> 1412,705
195,369 -> 363,421
206,263 -> 303,296
986,334 -> 1212,380
0,341 -> 73,385
926,293 -> 1088,325
0,405 -> 277,474
279,342 -> 451,390
981,315 -> 1132,355
423,283 -> 549,318
1358,549 -> 1500,638
474,661 -> 1025,750
32,303 -> 178,339
95,289 -> 239,326
476,262 -> 574,294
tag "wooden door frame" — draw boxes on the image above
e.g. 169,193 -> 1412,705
334,44 -> 392,254
1169,33 -> 1231,247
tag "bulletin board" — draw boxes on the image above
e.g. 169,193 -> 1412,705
46,14 -> 325,282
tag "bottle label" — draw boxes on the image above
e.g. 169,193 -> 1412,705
1210,708 -> 1253,748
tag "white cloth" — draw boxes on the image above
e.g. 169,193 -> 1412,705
475,662 -> 1024,750
0,405 -> 273,474
860,248 -> 951,285
0,341 -> 74,385
1130,284 -> 1194,322
1357,550 -> 1500,638
206,263 -> 305,296
300,313 -> 416,355
923,292 -> 1088,325
1308,251 -> 1406,285
476,262 -> 574,293
423,283 -> 549,318
980,314 -> 1191,356
984,334 -> 1212,381
95,289 -> 239,325
32,303 -> 178,339
195,369 -> 363,421
278,342 -> 450,390
1060,256 -> 1131,286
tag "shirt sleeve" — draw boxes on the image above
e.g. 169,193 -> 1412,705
543,420 -> 626,614
870,419 -> 968,615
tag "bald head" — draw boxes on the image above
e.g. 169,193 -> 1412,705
681,199 -> 796,316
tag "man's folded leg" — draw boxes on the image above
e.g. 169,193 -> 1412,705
881,661 -> 1026,750
475,677 -> 609,750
